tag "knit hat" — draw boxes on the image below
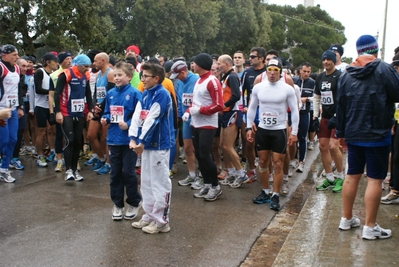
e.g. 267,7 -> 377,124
72,54 -> 91,66
194,53 -> 213,71
42,53 -> 58,63
49,51 -> 58,57
169,61 -> 187,79
0,44 -> 17,55
126,45 -> 140,56
356,35 -> 379,55
109,55 -> 116,67
58,52 -> 72,64
321,50 -> 336,64
125,57 -> 137,68
163,60 -> 174,73
87,49 -> 101,63
21,55 -> 36,64
329,44 -> 344,57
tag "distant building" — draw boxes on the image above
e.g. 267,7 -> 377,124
304,0 -> 314,7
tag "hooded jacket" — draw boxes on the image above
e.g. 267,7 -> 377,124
336,55 -> 399,143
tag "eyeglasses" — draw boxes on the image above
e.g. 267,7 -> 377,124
249,55 -> 258,59
266,67 -> 281,72
141,74 -> 155,80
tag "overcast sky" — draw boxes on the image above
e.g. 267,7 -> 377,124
266,0 -> 397,62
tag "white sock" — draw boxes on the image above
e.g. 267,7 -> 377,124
326,173 -> 335,182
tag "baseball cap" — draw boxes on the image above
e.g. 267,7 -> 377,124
170,61 -> 187,79
42,53 -> 59,63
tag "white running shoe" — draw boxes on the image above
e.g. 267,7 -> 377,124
339,216 -> 360,230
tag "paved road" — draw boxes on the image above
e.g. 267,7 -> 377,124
0,148 -> 319,267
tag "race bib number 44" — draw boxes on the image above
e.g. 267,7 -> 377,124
261,112 -> 279,126
110,105 -> 124,123
182,93 -> 193,107
71,99 -> 84,113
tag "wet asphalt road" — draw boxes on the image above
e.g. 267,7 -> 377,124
0,147 -> 320,267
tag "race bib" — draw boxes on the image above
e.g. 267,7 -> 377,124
110,105 -> 124,123
45,95 -> 49,102
7,95 -> 18,108
321,91 -> 334,105
300,102 -> 306,111
97,86 -> 106,100
182,93 -> 193,107
71,98 -> 84,113
261,112 -> 279,126
139,110 -> 149,126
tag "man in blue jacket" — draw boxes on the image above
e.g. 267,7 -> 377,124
336,35 -> 399,240
129,63 -> 174,234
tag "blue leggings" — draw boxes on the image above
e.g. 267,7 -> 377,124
0,109 -> 18,169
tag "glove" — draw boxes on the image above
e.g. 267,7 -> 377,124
182,112 -> 190,122
312,118 -> 319,133
49,113 -> 56,125
189,106 -> 200,116
327,116 -> 336,130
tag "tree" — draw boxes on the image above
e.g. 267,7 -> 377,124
205,0 -> 271,56
0,0 -> 113,55
128,0 -> 221,59
265,4 -> 346,69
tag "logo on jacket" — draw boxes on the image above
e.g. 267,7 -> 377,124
126,94 -> 130,101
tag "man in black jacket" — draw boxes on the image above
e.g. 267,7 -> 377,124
336,35 -> 399,240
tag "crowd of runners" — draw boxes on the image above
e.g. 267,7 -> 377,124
1,33 -> 399,238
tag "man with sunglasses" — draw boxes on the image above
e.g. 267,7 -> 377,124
246,58 -> 299,211
240,47 -> 267,183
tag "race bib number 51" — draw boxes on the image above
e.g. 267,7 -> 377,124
71,99 -> 84,112
110,105 -> 124,123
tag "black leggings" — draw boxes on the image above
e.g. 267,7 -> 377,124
191,127 -> 218,186
390,122 -> 399,191
61,117 -> 85,171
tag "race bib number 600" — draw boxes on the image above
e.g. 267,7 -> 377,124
71,99 -> 84,113
321,91 -> 334,105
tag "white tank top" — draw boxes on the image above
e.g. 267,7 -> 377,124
0,62 -> 20,109
35,68 -> 50,108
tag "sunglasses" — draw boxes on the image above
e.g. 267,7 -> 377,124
266,67 -> 281,72
249,55 -> 258,59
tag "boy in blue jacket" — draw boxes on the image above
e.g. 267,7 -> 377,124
129,63 -> 174,234
101,62 -> 142,221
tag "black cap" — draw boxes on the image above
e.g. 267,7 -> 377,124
42,53 -> 58,63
